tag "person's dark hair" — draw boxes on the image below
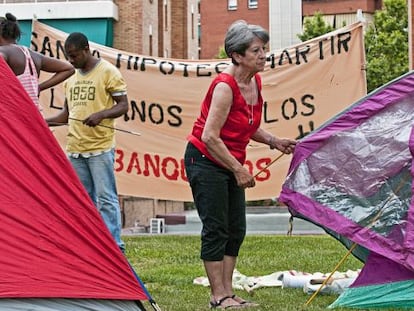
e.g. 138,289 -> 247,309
64,32 -> 89,51
224,20 -> 269,65
0,13 -> 21,42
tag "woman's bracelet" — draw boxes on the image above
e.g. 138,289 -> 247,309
268,136 -> 276,150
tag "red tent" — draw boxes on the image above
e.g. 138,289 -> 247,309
0,57 -> 153,310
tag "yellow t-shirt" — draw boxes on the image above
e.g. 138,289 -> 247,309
65,59 -> 127,153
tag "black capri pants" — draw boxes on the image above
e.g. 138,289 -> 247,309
184,142 -> 246,261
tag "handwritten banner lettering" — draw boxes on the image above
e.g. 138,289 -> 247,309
32,20 -> 366,201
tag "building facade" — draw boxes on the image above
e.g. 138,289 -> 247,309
0,0 -> 118,47
0,0 -> 386,60
199,0 -> 269,59
0,0 -> 199,59
302,0 -> 382,16
302,0 -> 382,29
199,0 -> 382,59
113,0 -> 199,59
269,0 -> 302,51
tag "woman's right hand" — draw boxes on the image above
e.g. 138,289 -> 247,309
234,166 -> 256,189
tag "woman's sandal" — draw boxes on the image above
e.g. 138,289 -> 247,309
209,296 -> 243,309
231,294 -> 259,307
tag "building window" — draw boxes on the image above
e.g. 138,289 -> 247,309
248,0 -> 258,9
228,0 -> 237,11
149,25 -> 153,56
164,0 -> 168,31
191,4 -> 195,40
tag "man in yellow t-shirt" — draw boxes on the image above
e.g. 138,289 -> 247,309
46,32 -> 128,252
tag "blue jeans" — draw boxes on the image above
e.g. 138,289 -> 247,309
69,149 -> 125,252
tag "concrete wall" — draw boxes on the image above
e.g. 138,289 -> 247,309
121,196 -> 185,228
269,0 -> 302,50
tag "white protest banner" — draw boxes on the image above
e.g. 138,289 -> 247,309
32,20 -> 366,201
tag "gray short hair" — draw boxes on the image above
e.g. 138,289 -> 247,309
224,20 -> 269,64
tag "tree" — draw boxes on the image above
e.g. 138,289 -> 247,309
298,1 -> 408,93
298,11 -> 334,42
365,0 -> 408,92
215,46 -> 228,59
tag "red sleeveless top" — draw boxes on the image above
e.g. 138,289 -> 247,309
188,72 -> 263,165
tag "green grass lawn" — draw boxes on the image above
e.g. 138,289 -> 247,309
124,234 -> 394,311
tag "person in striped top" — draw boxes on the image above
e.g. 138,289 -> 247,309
0,13 -> 74,112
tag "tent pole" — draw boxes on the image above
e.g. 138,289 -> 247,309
254,153 -> 284,178
304,243 -> 357,306
149,300 -> 163,311
304,172 -> 409,307
47,118 -> 142,136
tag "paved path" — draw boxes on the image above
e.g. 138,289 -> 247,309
123,207 -> 325,236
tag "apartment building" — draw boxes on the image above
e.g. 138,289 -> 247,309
0,0 -> 199,59
199,0 -> 382,59
0,0 -> 386,60
199,0 -> 269,59
114,0 -> 199,59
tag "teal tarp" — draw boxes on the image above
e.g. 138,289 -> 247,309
329,280 -> 414,309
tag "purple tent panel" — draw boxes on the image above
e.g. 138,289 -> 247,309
352,251 -> 414,287
279,71 -> 414,271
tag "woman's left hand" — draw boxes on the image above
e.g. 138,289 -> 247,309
272,137 -> 297,154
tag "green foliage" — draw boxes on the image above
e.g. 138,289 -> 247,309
216,46 -> 228,59
124,235 -> 373,311
365,0 -> 409,92
298,1 -> 409,93
298,12 -> 334,42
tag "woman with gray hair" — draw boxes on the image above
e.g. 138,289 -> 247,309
184,20 -> 296,309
